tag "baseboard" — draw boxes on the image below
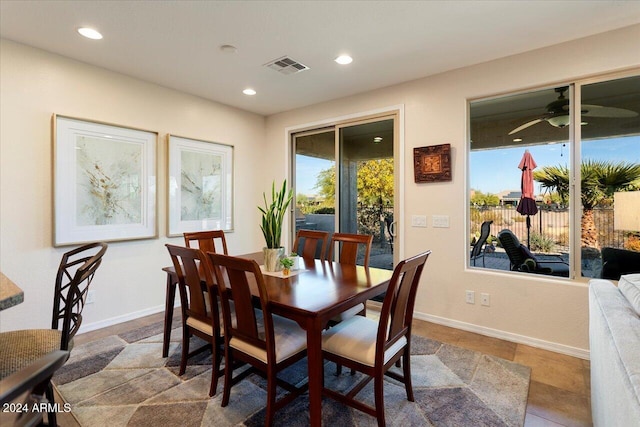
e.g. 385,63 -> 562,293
77,304 -> 169,335
413,311 -> 590,360
78,302 -> 590,360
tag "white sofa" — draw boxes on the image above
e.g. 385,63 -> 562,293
589,274 -> 640,426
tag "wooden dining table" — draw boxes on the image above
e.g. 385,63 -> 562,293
162,252 -> 393,426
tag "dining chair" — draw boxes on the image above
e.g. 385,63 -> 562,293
292,229 -> 329,260
184,230 -> 229,255
0,241 -> 107,426
327,232 -> 373,268
166,244 -> 225,397
0,350 -> 69,427
321,250 -> 431,427
327,232 -> 374,323
208,253 -> 308,427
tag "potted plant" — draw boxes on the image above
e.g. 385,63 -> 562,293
280,256 -> 294,276
258,180 -> 293,271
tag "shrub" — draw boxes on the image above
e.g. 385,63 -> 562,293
529,231 -> 556,253
625,234 -> 640,252
313,207 -> 335,214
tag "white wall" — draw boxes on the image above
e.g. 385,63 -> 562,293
0,40 -> 266,331
265,25 -> 640,357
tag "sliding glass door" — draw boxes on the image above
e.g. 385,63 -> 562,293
292,116 -> 397,269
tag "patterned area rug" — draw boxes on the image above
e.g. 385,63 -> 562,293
53,320 -> 530,426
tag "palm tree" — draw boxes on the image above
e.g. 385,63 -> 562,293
534,160 -> 640,248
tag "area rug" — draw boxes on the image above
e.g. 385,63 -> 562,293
53,320 -> 530,427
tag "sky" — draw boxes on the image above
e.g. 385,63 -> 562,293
470,136 -> 640,195
294,136 -> 640,197
295,155 -> 333,196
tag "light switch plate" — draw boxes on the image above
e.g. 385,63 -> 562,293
411,215 -> 427,227
432,215 -> 450,228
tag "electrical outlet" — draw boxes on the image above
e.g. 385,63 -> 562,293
86,290 -> 96,304
411,215 -> 427,227
481,293 -> 490,307
465,290 -> 475,304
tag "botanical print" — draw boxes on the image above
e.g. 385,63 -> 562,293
180,151 -> 222,221
76,135 -> 143,225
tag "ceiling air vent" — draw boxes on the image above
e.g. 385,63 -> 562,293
264,56 -> 309,75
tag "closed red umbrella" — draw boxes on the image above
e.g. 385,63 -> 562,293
516,150 -> 538,247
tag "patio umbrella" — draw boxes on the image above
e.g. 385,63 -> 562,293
516,149 -> 538,248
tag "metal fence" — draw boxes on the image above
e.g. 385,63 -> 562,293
470,206 -> 629,251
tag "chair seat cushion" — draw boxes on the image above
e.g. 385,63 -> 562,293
331,303 -> 364,323
186,301 -> 237,336
230,314 -> 306,364
0,329 -> 65,379
322,315 -> 406,367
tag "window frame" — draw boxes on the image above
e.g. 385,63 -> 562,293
466,69 -> 640,281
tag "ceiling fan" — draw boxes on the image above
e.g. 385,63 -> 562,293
508,87 -> 638,135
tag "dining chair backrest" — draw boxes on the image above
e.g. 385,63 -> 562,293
377,250 -> 430,360
293,229 -> 329,260
184,230 -> 229,255
327,232 -> 373,268
208,253 -> 272,357
166,244 -> 220,334
52,242 -> 108,351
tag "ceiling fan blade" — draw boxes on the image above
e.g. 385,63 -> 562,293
581,104 -> 638,118
508,118 -> 546,135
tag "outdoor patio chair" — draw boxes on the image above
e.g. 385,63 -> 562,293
601,247 -> 640,280
470,220 -> 493,267
497,229 -> 569,277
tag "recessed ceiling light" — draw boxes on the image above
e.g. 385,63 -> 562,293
77,27 -> 103,40
243,88 -> 256,96
373,136 -> 383,143
513,138 -> 523,142
335,55 -> 353,65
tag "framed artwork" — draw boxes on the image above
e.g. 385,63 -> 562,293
167,135 -> 233,236
413,143 -> 452,183
53,115 -> 158,246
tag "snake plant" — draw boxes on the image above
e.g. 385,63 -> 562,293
258,180 -> 293,249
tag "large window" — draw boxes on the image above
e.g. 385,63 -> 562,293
469,74 -> 640,280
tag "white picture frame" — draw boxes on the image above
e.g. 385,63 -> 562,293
53,115 -> 158,246
167,135 -> 233,236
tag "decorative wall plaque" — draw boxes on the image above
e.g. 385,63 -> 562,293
413,144 -> 452,183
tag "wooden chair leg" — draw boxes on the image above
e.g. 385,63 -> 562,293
402,351 -> 414,402
374,375 -> 386,427
221,349 -> 233,407
265,369 -> 277,427
179,329 -> 190,376
45,382 -> 57,427
209,341 -> 220,397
